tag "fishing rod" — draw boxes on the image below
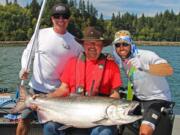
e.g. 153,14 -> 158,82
21,0 -> 47,86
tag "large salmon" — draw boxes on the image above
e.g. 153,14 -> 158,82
11,86 -> 142,128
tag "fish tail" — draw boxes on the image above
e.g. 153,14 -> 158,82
10,85 -> 28,113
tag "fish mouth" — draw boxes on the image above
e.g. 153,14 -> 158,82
128,102 -> 141,116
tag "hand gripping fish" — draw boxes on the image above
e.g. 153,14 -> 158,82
11,86 -> 142,128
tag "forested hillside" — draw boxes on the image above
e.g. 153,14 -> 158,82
0,0 -> 180,41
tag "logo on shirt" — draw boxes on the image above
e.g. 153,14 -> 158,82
98,64 -> 104,69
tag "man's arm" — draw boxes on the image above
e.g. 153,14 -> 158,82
129,57 -> 173,76
31,82 -> 69,110
110,88 -> 120,99
19,34 -> 37,80
148,63 -> 173,76
47,82 -> 70,98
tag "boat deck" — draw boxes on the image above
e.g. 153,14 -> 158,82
0,116 -> 42,135
0,116 -> 180,135
0,116 -> 90,135
172,115 -> 180,135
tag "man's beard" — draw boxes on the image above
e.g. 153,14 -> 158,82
121,51 -> 131,61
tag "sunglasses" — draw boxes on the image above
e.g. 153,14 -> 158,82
115,43 -> 130,48
53,14 -> 70,19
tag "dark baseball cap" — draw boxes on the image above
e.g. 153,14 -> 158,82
51,3 -> 71,18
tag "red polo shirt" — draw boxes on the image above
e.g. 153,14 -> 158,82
60,57 -> 123,95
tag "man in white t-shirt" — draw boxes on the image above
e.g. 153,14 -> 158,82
17,3 -> 83,135
112,30 -> 174,135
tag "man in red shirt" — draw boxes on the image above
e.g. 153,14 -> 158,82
46,26 -> 123,135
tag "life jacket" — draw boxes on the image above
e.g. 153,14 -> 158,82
75,52 -> 106,96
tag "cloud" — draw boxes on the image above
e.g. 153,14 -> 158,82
1,0 -> 179,19
0,0 -> 41,6
82,0 -> 180,18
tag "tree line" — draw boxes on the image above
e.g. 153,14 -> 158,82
0,0 -> 180,41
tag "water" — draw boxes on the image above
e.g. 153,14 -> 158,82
0,46 -> 25,92
0,45 -> 180,112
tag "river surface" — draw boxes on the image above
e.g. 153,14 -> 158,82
0,45 -> 180,113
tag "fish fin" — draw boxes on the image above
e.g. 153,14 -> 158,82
58,125 -> 72,130
37,112 -> 46,123
92,118 -> 109,125
10,101 -> 26,114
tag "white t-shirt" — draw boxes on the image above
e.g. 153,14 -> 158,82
115,49 -> 171,101
21,28 -> 83,93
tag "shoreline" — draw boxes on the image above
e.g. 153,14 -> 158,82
0,41 -> 28,46
135,41 -> 180,46
0,40 -> 180,46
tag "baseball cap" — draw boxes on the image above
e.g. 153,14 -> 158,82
51,3 -> 71,18
113,30 -> 133,45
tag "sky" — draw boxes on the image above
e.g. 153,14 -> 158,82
0,0 -> 180,19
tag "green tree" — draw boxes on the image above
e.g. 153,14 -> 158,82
28,0 -> 40,19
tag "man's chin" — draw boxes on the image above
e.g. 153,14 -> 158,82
119,55 -> 127,59
119,52 -> 131,60
87,55 -> 98,60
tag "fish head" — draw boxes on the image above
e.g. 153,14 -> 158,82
106,100 -> 142,124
